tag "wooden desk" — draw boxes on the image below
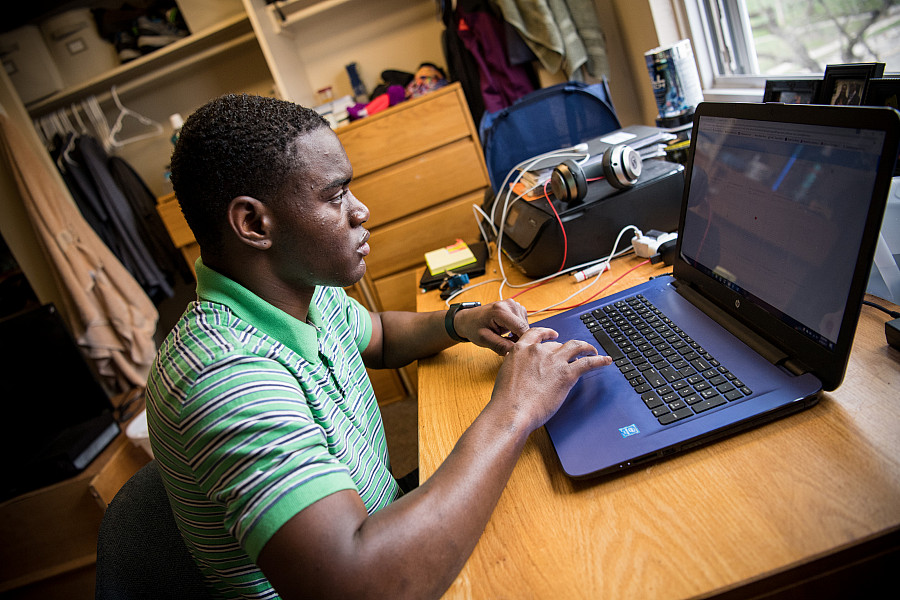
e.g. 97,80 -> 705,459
0,394 -> 151,599
416,254 -> 900,599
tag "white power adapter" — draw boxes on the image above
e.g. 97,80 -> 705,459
631,230 -> 678,258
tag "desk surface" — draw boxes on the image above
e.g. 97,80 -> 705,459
416,254 -> 900,599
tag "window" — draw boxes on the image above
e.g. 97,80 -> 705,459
682,0 -> 900,91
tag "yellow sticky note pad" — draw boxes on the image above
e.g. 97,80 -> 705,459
425,239 -> 477,276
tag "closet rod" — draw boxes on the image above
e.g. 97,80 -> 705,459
269,0 -> 357,33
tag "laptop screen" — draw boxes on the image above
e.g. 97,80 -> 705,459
679,114 -> 886,350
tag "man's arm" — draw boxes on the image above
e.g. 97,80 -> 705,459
362,299 -> 530,369
257,327 -> 612,600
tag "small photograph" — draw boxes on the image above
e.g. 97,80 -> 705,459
817,62 -> 885,105
762,79 -> 820,104
828,80 -> 864,105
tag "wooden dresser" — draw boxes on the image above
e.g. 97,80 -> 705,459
338,82 -> 488,313
157,82 -> 489,402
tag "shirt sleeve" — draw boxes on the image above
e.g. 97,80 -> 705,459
183,354 -> 357,562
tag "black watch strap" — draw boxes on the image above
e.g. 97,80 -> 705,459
445,302 -> 481,342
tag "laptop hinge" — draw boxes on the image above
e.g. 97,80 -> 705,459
780,358 -> 809,377
673,282 -> 789,367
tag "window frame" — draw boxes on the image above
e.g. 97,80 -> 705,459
669,0 -> 770,100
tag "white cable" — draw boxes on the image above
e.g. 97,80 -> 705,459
465,144 -> 627,311
443,278 -> 502,306
471,203 -> 496,253
471,144 -> 590,272
441,237 -> 634,313
526,225 -> 642,317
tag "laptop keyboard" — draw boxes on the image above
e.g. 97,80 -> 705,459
580,294 -> 753,425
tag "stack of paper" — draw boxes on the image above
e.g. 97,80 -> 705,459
425,239 -> 477,276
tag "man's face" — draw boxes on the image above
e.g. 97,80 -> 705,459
267,127 -> 370,291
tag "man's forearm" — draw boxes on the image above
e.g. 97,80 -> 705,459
374,310 -> 455,368
259,388 -> 532,600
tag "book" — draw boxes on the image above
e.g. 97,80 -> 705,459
424,239 -> 477,276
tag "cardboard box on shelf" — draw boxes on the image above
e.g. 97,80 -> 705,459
40,9 -> 119,88
0,25 -> 65,104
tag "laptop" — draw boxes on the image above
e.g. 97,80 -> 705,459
538,101 -> 900,479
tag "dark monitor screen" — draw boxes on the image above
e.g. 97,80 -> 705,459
0,304 -> 117,500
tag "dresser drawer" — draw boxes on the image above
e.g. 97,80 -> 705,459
338,85 -> 473,178
355,139 -> 488,229
373,267 -> 420,313
366,190 -> 483,280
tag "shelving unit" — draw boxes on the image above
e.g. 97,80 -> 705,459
26,14 -> 255,116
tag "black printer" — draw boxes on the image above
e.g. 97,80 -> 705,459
483,134 -> 685,279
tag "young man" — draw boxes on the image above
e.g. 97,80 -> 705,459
147,93 -> 611,599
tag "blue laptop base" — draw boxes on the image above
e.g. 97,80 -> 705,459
540,275 -> 822,479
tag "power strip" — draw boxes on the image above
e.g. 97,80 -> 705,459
632,230 -> 677,258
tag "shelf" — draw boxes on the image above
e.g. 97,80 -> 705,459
266,0 -> 359,34
26,14 -> 254,116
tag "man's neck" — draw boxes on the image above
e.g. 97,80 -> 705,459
203,254 -> 314,323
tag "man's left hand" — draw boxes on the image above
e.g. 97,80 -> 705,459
453,299 -> 530,356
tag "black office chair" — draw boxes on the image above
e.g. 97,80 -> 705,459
95,460 -> 212,599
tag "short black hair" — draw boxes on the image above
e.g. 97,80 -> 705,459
170,94 -> 329,250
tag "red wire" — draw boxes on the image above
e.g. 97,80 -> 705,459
541,179 -> 567,272
511,278 -> 547,299
510,173 -> 607,301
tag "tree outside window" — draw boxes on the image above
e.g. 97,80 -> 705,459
699,0 -> 899,78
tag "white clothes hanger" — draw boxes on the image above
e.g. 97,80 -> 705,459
107,85 -> 163,149
70,103 -> 89,135
56,107 -> 77,136
49,108 -> 78,171
84,95 -> 113,152
33,116 -> 52,149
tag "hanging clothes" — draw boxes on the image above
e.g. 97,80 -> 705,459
107,155 -> 192,284
489,0 -> 610,80
440,0 -> 537,123
56,133 -> 175,303
53,132 -> 119,254
567,0 -> 610,78
0,112 -> 158,393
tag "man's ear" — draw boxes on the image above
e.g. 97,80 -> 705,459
227,195 -> 273,250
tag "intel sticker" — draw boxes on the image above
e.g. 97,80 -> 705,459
619,424 -> 640,438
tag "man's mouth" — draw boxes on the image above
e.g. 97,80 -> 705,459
358,231 -> 370,256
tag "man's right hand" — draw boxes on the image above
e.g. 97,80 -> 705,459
489,327 -> 612,432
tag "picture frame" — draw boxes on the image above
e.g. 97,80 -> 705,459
762,79 -> 821,104
817,62 -> 885,105
863,77 -> 900,110
862,78 -> 900,175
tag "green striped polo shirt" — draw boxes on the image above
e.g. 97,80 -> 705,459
146,259 -> 401,599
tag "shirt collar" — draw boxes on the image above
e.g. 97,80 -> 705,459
195,258 -> 322,361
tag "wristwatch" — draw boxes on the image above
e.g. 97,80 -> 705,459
444,302 -> 481,342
